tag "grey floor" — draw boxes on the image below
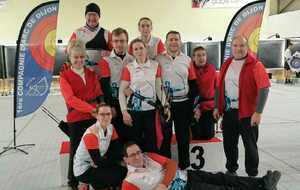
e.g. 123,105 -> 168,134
0,82 -> 299,190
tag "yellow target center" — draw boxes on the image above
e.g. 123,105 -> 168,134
248,27 -> 260,53
44,30 -> 56,57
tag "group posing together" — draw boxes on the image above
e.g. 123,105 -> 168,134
59,2 -> 280,190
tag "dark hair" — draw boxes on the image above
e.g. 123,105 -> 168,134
112,27 -> 129,41
123,141 -> 139,157
166,30 -> 181,41
138,17 -> 152,26
85,3 -> 100,16
192,46 -> 206,56
287,39 -> 293,47
96,103 -> 111,113
130,38 -> 146,49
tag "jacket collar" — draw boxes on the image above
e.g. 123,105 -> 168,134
133,59 -> 151,69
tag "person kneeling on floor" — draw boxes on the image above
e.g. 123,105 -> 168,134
74,103 -> 127,190
122,142 -> 281,190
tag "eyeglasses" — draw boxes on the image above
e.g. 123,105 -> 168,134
98,112 -> 112,117
127,150 -> 142,158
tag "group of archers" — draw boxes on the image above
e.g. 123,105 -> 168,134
59,2 -> 282,190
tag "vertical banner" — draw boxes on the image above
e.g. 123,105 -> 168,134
14,1 -> 59,118
223,0 -> 266,62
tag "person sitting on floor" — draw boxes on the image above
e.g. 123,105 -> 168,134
74,103 -> 127,190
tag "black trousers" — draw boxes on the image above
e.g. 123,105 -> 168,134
68,119 -> 96,187
222,109 -> 259,176
191,110 -> 215,140
128,110 -> 157,152
160,100 -> 191,170
76,165 -> 127,189
158,115 -> 173,158
111,99 -> 128,144
186,170 -> 264,190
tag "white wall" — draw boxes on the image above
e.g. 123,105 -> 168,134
0,0 -> 298,44
261,9 -> 300,39
57,0 -> 247,42
0,0 -> 241,44
0,0 -> 50,44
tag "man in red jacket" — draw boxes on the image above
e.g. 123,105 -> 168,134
214,36 -> 270,177
192,46 -> 218,140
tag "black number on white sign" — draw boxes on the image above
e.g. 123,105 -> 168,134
190,145 -> 205,170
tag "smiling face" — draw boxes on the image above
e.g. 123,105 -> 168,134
69,50 -> 85,70
96,106 -> 112,128
166,33 -> 182,54
231,36 -> 248,59
193,49 -> 207,67
85,12 -> 100,28
124,144 -> 144,168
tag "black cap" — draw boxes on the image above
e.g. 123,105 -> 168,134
85,3 -> 100,16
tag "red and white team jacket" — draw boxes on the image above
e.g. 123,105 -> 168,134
194,63 -> 218,111
59,67 -> 102,122
99,51 -> 134,99
156,53 -> 196,102
217,53 -> 270,119
73,121 -> 118,177
129,36 -> 165,60
70,25 -> 112,68
122,153 -> 177,190
121,59 -> 161,111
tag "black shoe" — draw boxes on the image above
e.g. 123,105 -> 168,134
263,170 -> 281,190
225,170 -> 237,176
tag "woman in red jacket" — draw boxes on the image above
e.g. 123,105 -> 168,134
192,46 -> 218,140
59,40 -> 103,189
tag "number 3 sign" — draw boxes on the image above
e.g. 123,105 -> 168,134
190,145 -> 205,170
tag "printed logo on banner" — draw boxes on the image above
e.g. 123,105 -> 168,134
289,52 -> 300,72
223,0 -> 266,62
193,0 -> 256,9
15,2 -> 59,117
25,77 -> 49,96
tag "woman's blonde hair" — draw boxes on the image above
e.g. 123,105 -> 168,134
67,39 -> 86,57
